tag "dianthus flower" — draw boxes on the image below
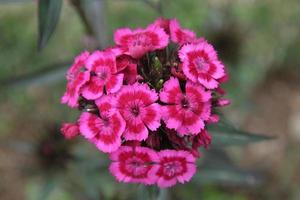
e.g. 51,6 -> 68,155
81,51 -> 124,100
179,40 -> 225,89
61,51 -> 90,107
160,77 -> 211,135
114,26 -> 169,58
115,83 -> 161,141
79,96 -> 125,153
61,18 -> 230,188
109,146 -> 159,184
155,150 -> 196,188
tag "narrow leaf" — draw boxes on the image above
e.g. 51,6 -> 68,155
208,122 -> 273,147
195,149 -> 263,186
38,0 -> 62,50
193,168 -> 262,187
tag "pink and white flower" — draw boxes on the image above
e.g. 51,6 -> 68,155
160,77 -> 211,135
81,51 -> 124,100
116,83 -> 161,141
109,146 -> 159,184
114,26 -> 169,58
61,51 -> 90,107
155,150 -> 196,188
179,40 -> 225,89
79,96 -> 125,153
170,19 -> 196,45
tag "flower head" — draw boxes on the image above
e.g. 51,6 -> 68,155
114,26 -> 169,58
79,96 -> 125,153
81,51 -> 124,100
179,40 -> 225,89
155,150 -> 196,188
160,77 -> 211,135
109,146 -> 159,184
61,51 -> 90,107
116,83 -> 161,141
61,18 -> 230,188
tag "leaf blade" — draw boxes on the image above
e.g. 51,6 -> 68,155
38,0 -> 62,50
208,122 -> 273,147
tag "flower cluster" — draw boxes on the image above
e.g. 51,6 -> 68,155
61,18 -> 229,188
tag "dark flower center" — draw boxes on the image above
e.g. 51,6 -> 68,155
164,161 -> 181,177
99,71 -> 108,80
181,98 -> 190,109
131,105 -> 140,117
102,117 -> 110,126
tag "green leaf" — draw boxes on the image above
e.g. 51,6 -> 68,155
38,0 -> 62,50
195,149 -> 263,186
208,122 -> 273,147
193,168 -> 262,187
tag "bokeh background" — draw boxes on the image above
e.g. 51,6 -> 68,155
0,0 -> 300,199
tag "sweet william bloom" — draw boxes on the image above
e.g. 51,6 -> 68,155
155,150 -> 196,188
109,146 -> 159,184
160,77 -> 211,135
179,40 -> 225,89
116,83 -> 161,141
79,96 -> 125,153
114,26 -> 169,58
61,51 -> 90,107
170,19 -> 196,45
81,51 -> 124,100
60,122 -> 79,139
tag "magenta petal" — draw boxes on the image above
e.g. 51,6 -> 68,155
81,76 -> 104,100
141,103 -> 161,131
106,73 -> 124,94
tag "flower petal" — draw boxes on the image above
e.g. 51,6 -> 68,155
106,73 -> 124,94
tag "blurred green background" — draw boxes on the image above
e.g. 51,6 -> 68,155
0,0 -> 300,199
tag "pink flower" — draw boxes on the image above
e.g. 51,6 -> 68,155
60,122 -> 79,139
61,51 -> 90,107
114,26 -> 169,58
109,146 -> 159,184
116,55 -> 138,84
79,96 -> 125,153
179,40 -> 225,89
170,19 -> 196,45
155,150 -> 196,188
160,77 -> 211,135
81,51 -> 124,100
148,17 -> 171,34
116,83 -> 161,141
